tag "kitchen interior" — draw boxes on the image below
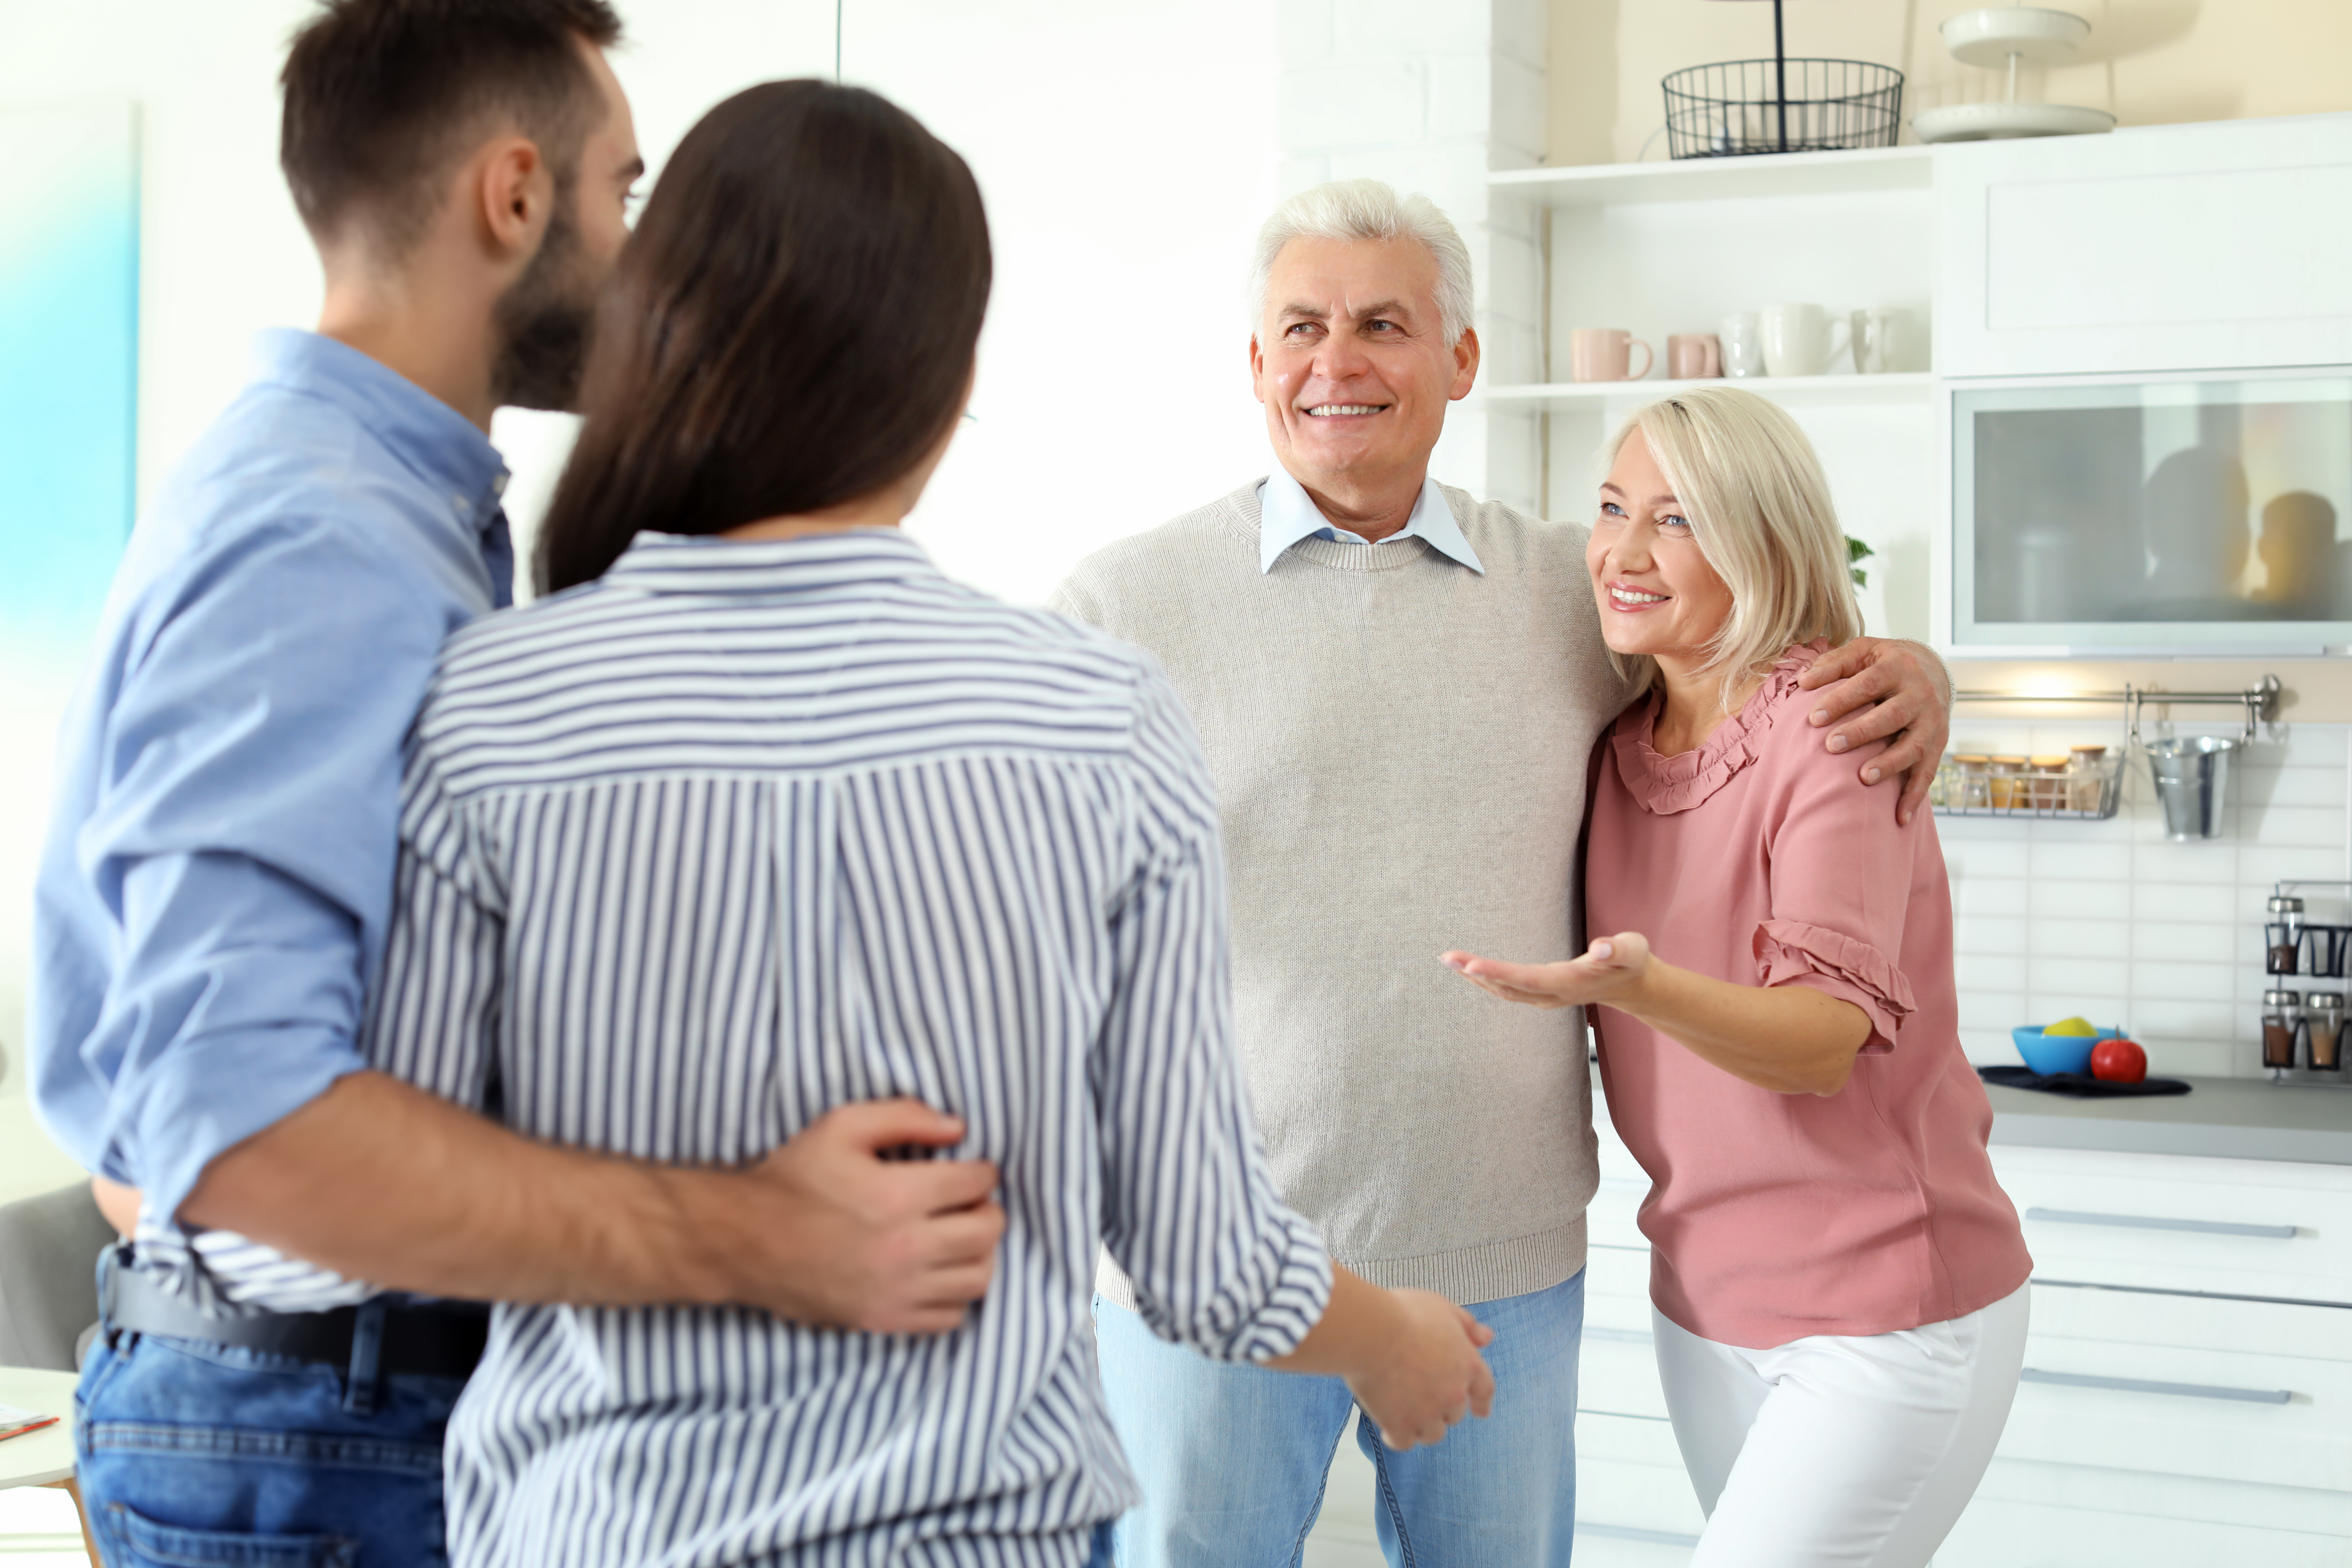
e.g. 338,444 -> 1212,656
1416,2 -> 2352,1564
3,0 -> 2351,1563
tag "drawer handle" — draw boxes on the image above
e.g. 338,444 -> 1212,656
2024,1206 -> 2297,1240
2019,1368 -> 2291,1405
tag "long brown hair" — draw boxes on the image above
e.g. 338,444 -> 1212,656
536,80 -> 992,593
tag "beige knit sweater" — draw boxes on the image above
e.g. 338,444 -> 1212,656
1053,481 -> 1630,1306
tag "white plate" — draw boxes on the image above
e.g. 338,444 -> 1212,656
1913,102 -> 2117,143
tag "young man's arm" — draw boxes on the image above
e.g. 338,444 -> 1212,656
183,1075 -> 1003,1331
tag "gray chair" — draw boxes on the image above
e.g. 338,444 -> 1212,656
0,1183 -> 114,1373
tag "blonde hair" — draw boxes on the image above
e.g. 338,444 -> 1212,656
1603,386 -> 1862,704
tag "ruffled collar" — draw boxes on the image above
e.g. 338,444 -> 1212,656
1611,642 -> 1828,815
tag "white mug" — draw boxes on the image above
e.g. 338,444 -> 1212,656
1761,303 -> 1851,378
1853,307 -> 1908,374
1720,312 -> 1765,378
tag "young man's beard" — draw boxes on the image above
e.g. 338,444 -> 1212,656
490,196 -> 596,413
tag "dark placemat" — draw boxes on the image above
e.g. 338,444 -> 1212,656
1977,1065 -> 2191,1099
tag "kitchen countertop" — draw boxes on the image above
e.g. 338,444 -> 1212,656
1984,1074 -> 2352,1165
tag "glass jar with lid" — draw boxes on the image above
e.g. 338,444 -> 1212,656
2306,992 -> 2344,1072
1950,754 -> 1990,810
2065,744 -> 2108,812
2266,895 -> 2306,975
2263,988 -> 2303,1070
1987,756 -> 2029,810
2028,755 -> 2069,811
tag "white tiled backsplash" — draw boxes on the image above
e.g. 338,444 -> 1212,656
1939,718 -> 2352,1079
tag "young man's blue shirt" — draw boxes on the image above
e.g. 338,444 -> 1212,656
30,328 -> 512,1234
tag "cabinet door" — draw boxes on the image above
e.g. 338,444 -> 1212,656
1937,114 -> 2352,377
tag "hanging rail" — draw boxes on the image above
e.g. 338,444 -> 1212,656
1949,676 -> 2280,747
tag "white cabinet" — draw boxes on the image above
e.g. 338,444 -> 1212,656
1935,114 -> 2352,379
1570,1113 -> 2352,1563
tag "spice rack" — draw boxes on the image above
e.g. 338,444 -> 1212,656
2261,880 -> 2352,1089
1928,678 -> 2280,823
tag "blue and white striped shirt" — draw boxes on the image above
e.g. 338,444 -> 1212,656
283,529 -> 1328,1564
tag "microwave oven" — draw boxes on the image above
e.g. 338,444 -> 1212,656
1947,366 -> 2352,654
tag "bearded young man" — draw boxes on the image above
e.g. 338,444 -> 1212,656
31,3 -> 1003,1556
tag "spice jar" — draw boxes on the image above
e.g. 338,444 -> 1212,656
2266,896 -> 2306,976
1951,754 -> 1990,811
2029,755 -> 2069,810
2306,992 -> 2344,1072
2066,744 -> 2108,812
2263,989 -> 2303,1070
1988,756 -> 2029,810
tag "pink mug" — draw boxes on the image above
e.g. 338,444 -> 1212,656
1666,333 -> 1722,380
1568,327 -> 1652,383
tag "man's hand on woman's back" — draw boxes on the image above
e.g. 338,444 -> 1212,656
720,1099 -> 1006,1334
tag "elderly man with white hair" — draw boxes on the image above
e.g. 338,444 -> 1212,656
1052,179 -> 1952,1566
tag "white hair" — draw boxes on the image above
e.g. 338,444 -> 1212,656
1248,178 -> 1475,346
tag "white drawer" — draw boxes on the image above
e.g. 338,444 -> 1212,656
1971,1455 -> 2352,1539
1997,1332 -> 2351,1491
1939,1495 -> 2348,1568
1574,1412 -> 1703,1544
1581,1332 -> 1670,1422
2029,1278 -> 2352,1362
1992,1146 -> 2352,1302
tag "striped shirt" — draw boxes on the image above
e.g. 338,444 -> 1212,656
188,529 -> 1332,1565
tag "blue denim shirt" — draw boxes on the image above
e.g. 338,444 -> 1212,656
30,329 -> 512,1228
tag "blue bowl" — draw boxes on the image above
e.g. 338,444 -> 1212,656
2012,1024 -> 2120,1076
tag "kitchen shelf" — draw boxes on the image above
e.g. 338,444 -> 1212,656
1488,143 -> 1933,208
1480,372 -> 1933,408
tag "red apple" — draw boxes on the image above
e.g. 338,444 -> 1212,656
2090,1038 -> 2148,1084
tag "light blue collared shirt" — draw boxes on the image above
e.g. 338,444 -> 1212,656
1256,464 -> 1484,575
30,329 -> 513,1227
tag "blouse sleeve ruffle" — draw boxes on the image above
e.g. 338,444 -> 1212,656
1753,918 -> 1916,1055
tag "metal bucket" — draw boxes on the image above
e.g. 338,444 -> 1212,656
2144,735 -> 2239,841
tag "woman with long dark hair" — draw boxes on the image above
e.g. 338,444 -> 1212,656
355,80 -> 1491,1566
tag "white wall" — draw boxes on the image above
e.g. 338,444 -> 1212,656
0,0 -> 1285,1189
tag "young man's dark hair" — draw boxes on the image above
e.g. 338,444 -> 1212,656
281,0 -> 623,254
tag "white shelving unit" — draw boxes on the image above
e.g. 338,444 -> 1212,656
1479,371 -> 1933,408
1490,142 -> 1931,206
1482,143 -> 1942,642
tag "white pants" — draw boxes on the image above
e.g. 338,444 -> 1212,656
1651,1285 -> 2030,1568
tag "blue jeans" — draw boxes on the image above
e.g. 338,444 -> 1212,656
75,1329 -> 464,1566
1095,1269 -> 1583,1568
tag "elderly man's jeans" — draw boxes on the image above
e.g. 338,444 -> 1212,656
1095,1268 -> 1583,1568
74,1329 -> 462,1567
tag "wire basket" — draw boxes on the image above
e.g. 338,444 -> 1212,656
1663,59 -> 1904,159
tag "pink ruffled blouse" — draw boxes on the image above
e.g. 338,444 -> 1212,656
1588,643 -> 2031,1349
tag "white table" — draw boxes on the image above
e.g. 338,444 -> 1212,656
0,1367 -> 92,1564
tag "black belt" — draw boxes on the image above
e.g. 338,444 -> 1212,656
104,1258 -> 489,1381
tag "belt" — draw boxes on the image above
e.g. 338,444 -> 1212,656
104,1259 -> 489,1381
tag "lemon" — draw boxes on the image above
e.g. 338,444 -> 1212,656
2044,1016 -> 2097,1037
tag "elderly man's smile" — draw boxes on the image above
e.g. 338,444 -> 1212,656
1302,401 -> 1391,418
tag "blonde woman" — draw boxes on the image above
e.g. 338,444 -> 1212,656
1443,387 -> 2031,1567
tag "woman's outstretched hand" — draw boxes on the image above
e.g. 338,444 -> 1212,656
1441,933 -> 1653,1010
